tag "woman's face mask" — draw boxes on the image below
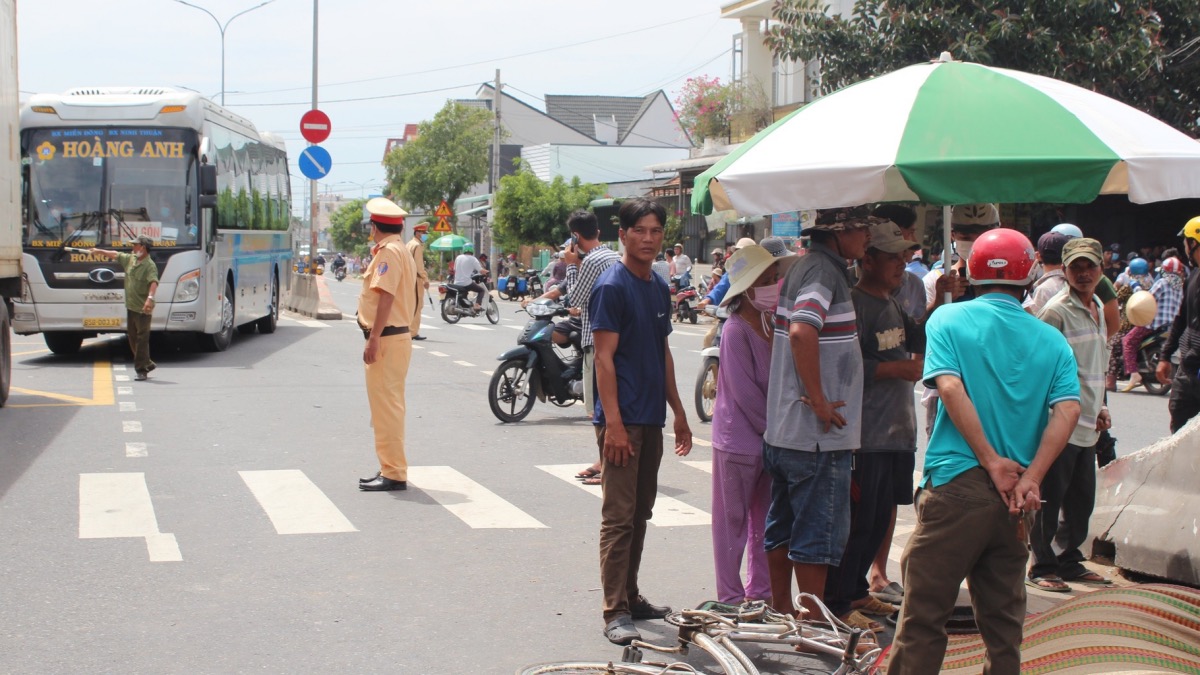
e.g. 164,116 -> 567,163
420,234 -> 428,242
747,284 -> 779,312
953,239 -> 973,261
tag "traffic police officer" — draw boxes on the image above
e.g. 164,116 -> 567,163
358,197 -> 417,491
407,222 -> 430,340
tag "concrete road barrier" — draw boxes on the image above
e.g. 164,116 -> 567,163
1090,415 -> 1200,584
285,273 -> 320,318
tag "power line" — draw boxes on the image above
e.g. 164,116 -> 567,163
233,82 -> 479,108
227,11 -> 714,98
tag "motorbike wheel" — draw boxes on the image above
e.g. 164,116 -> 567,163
489,358 -> 537,423
486,297 -> 500,324
441,298 -> 461,324
688,307 -> 698,324
1140,347 -> 1170,395
694,356 -> 718,423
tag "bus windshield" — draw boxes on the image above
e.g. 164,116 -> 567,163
23,127 -> 200,249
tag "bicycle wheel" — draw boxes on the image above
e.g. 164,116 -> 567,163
517,662 -> 687,675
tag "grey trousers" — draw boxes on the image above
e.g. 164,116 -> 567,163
1029,442 -> 1096,580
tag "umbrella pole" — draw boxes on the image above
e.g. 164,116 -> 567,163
943,205 -> 953,305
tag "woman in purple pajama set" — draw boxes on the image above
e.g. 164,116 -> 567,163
710,241 -> 797,604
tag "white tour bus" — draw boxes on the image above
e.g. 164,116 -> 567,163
14,86 -> 292,353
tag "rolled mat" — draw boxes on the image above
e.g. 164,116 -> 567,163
888,584 -> 1200,674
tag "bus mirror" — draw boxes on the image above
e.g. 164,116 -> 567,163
199,164 -> 217,197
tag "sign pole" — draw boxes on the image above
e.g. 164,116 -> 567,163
309,0 -> 319,272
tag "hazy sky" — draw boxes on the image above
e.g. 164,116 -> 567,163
18,0 -> 736,201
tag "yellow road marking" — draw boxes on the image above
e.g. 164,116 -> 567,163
8,359 -> 114,407
14,348 -> 50,357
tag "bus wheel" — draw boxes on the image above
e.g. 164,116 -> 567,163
0,303 -> 11,407
44,332 -> 83,355
200,282 -> 235,352
256,273 -> 279,334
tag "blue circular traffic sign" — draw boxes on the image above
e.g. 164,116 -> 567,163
298,145 -> 332,180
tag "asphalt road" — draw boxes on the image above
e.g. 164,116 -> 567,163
0,275 -> 1179,674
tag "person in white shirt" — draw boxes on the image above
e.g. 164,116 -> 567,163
673,243 -> 693,285
453,245 -> 486,310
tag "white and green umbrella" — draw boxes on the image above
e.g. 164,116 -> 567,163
693,55 -> 1200,217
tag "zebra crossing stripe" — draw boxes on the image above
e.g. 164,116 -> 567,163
239,470 -> 357,535
457,325 -> 493,331
79,473 -> 181,562
536,464 -> 710,527
407,466 -> 546,529
664,432 -> 712,448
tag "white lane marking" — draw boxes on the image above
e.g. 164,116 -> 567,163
408,466 -> 546,529
665,432 -> 711,448
239,470 -> 357,535
123,421 -> 142,433
536,464 -> 710,527
115,375 -> 130,382
125,442 -> 147,458
420,324 -> 441,330
412,344 -> 424,350
682,460 -> 712,474
79,473 -> 181,562
888,524 -> 918,564
288,317 -> 327,328
429,351 -> 449,357
112,364 -> 126,371
454,360 -> 476,367
689,350 -> 702,354
458,325 -> 493,331
117,386 -> 133,396
119,402 -> 138,412
481,370 -> 494,376
506,325 -> 523,330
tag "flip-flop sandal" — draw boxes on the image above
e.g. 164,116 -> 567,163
575,467 -> 601,480
582,475 -> 602,486
1026,575 -> 1071,592
870,581 -> 904,605
1064,571 -> 1113,586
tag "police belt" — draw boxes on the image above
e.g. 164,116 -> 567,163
361,325 -> 409,339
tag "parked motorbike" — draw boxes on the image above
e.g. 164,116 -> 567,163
498,264 -> 545,302
488,299 -> 584,423
671,275 -> 699,324
695,305 -> 726,422
439,273 -> 500,324
1135,328 -> 1172,395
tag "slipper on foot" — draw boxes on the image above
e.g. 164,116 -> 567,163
1026,575 -> 1071,592
1063,571 -> 1112,586
575,467 -> 601,480
870,581 -> 904,605
582,476 -> 602,486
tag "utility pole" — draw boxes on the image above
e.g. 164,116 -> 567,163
309,0 -> 319,269
488,68 -> 501,278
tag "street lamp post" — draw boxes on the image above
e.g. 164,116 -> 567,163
173,0 -> 277,106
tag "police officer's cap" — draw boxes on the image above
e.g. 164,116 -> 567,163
365,197 -> 407,226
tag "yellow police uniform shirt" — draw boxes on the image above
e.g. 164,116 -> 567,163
406,238 -> 428,284
358,234 -> 416,330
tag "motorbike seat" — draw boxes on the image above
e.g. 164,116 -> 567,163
446,283 -> 474,292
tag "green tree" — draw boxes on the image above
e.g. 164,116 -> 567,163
492,163 -> 607,249
326,198 -> 369,255
766,0 -> 1200,137
384,101 -> 495,213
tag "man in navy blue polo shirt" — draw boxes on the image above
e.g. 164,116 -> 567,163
589,198 -> 693,645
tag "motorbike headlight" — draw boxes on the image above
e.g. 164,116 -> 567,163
173,269 -> 201,303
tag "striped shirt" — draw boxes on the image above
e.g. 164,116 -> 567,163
1038,288 -> 1108,446
1150,273 -> 1184,330
765,242 -> 863,452
568,245 -> 621,348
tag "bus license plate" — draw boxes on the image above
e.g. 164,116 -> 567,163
83,318 -> 122,328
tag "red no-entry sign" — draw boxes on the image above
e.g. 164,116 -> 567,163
299,109 -> 331,144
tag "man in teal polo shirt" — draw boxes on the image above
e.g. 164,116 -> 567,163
889,229 -> 1080,675
91,236 -> 160,380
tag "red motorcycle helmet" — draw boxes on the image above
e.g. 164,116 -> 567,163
1162,257 -> 1185,276
967,228 -> 1036,286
